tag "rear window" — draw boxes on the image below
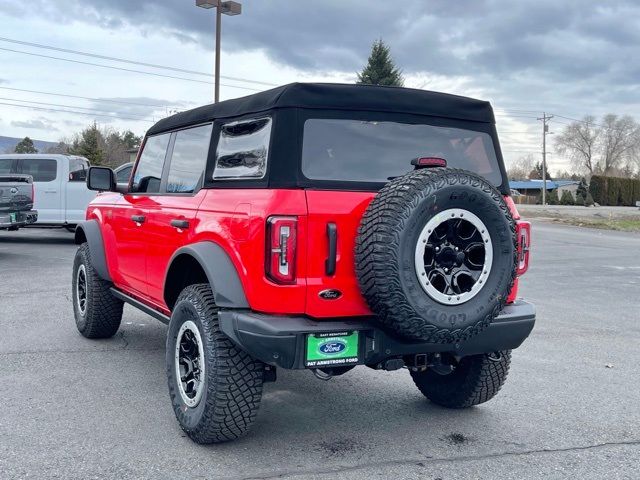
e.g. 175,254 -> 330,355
19,158 -> 57,182
301,119 -> 501,185
0,158 -> 14,174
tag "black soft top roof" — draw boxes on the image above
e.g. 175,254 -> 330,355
147,83 -> 495,136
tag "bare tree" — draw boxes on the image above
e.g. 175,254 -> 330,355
599,114 -> 640,174
506,154 -> 535,179
555,114 -> 640,176
554,115 -> 599,174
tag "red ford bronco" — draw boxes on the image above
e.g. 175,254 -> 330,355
72,83 -> 534,444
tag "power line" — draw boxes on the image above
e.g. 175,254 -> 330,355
0,86 -> 182,109
0,36 -> 278,87
0,101 -> 155,123
0,46 -> 262,91
0,96 -> 152,119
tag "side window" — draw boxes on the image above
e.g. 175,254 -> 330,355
19,159 -> 57,182
68,157 -> 89,182
116,165 -> 132,183
213,117 -> 271,180
0,158 -> 15,174
131,134 -> 170,193
166,124 -> 212,193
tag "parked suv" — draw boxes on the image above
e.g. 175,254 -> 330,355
72,83 -> 534,444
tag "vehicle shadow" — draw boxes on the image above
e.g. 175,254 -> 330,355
0,228 -> 75,245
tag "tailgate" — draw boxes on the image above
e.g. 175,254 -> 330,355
0,175 -> 33,213
304,190 -> 375,318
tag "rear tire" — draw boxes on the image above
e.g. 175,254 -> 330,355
166,284 -> 265,444
410,350 -> 511,408
72,243 -> 123,338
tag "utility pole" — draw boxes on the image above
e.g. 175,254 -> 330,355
537,113 -> 553,205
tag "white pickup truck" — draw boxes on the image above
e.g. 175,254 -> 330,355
0,154 -> 96,229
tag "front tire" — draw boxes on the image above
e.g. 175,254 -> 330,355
410,350 -> 511,408
166,284 -> 265,444
72,243 -> 123,338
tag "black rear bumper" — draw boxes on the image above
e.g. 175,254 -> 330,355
218,300 -> 536,369
0,210 -> 38,228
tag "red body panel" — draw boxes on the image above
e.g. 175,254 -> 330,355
91,187 -> 528,318
193,189 -> 309,315
304,190 -> 374,318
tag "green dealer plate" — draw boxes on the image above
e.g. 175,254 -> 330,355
305,331 -> 359,368
10,213 -> 16,223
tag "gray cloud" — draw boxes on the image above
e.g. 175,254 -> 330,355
4,0 -> 640,117
11,118 -> 59,131
11,0 -> 637,82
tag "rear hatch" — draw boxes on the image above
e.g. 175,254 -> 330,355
302,116 -> 506,318
0,175 -> 34,213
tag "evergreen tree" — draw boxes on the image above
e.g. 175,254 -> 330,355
560,190 -> 575,205
576,177 -> 588,201
70,122 -> 105,165
547,189 -> 559,205
357,39 -> 404,87
14,136 -> 38,153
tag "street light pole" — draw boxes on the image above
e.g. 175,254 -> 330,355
215,4 -> 222,103
196,0 -> 242,104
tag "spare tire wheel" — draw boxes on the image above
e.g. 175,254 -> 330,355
355,168 -> 517,343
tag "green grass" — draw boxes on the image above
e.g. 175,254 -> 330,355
544,217 -> 640,233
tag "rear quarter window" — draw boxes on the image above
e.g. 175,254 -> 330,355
213,117 -> 271,180
301,119 -> 501,186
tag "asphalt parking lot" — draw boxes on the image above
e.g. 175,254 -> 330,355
1,222 -> 639,479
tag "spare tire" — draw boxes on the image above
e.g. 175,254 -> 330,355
355,168 -> 517,343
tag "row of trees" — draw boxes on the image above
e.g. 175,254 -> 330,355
589,175 -> 640,207
507,113 -> 640,182
12,123 -> 141,167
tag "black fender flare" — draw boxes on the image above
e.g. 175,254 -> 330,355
164,241 -> 249,310
74,220 -> 111,281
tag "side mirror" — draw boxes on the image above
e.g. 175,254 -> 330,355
87,166 -> 116,192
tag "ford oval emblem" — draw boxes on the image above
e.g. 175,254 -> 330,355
319,340 -> 347,355
319,289 -> 342,300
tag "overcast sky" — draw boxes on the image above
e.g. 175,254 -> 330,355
0,0 -> 638,172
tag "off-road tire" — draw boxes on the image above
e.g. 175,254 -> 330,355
411,350 -> 511,408
166,284 -> 265,444
72,243 -> 123,338
355,168 -> 517,343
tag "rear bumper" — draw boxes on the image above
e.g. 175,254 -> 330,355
219,300 -> 536,369
0,210 -> 38,228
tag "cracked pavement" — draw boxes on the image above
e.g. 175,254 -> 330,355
1,224 -> 639,479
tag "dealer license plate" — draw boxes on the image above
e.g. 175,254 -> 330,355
305,331 -> 359,367
10,213 -> 16,223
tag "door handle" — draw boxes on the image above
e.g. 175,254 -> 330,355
131,215 -> 146,224
170,219 -> 190,229
44,189 -> 57,193
325,222 -> 337,276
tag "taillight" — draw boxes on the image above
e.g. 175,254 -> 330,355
515,220 -> 531,276
266,216 -> 297,284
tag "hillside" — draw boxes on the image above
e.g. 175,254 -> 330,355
0,136 -> 58,154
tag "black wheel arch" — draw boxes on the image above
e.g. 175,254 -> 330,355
74,220 -> 111,282
164,241 -> 249,311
